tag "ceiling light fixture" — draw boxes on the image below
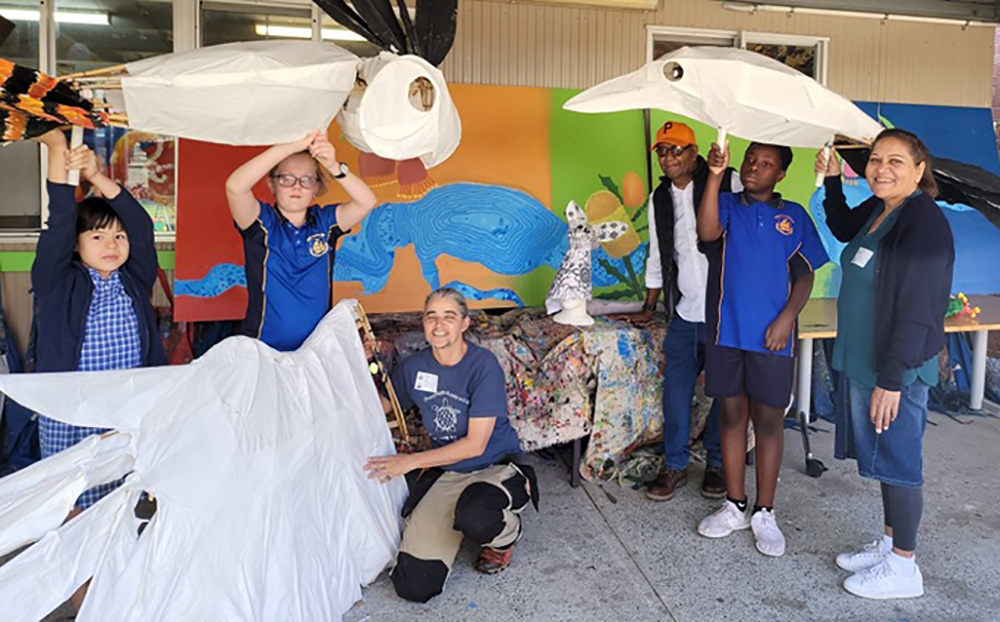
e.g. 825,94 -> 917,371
254,24 -> 366,42
0,8 -> 110,25
719,2 -> 991,27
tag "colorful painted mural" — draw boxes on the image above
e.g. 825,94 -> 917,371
173,84 -> 1000,321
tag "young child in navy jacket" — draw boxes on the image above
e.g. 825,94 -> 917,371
33,129 -> 165,512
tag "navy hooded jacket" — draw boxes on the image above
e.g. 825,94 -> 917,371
822,176 -> 954,391
32,181 -> 166,373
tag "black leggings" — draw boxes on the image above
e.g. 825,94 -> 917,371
881,483 -> 923,552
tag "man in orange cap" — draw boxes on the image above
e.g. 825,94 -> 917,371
643,120 -> 741,502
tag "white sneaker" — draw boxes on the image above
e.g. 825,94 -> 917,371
750,509 -> 786,557
697,500 -> 750,538
836,540 -> 888,572
843,559 -> 924,600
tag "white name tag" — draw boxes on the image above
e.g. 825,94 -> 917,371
414,371 -> 438,393
851,247 -> 874,268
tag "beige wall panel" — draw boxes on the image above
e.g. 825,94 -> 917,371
446,0 -> 994,107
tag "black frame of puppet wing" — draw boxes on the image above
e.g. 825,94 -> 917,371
312,0 -> 387,48
351,0 -> 409,54
395,0 -> 421,59
415,0 -> 458,67
836,146 -> 1000,232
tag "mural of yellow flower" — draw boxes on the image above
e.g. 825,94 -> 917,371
586,189 -> 641,259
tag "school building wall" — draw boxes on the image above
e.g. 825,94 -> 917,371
440,0 -> 995,107
0,0 -> 995,355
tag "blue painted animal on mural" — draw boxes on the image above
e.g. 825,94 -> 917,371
334,182 -> 646,304
176,182 -> 649,305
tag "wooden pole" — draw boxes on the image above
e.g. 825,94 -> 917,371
58,63 -> 128,82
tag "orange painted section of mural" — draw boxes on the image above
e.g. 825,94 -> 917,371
174,84 -> 554,320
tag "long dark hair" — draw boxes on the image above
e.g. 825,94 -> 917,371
871,128 -> 938,198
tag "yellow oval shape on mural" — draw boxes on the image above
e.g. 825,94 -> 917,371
586,189 -> 641,259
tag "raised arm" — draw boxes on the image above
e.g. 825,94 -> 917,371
308,132 -> 377,231
697,142 -> 729,243
226,131 -> 318,230
815,149 -> 876,242
32,131 -> 78,295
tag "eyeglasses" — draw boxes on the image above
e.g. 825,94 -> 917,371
655,144 -> 692,158
271,173 -> 320,189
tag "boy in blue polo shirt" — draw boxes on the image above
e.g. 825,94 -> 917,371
226,129 -> 378,351
695,141 -> 829,558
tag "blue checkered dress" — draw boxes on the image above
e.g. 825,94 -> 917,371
39,268 -> 142,509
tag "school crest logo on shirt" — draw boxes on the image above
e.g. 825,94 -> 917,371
774,214 -> 795,236
306,233 -> 329,257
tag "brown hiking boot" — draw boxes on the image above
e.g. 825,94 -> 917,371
700,465 -> 727,499
475,545 -> 514,575
645,468 -> 687,501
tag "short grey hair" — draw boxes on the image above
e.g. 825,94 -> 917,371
424,287 -> 469,317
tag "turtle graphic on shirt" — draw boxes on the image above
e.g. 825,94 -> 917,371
431,398 -> 460,435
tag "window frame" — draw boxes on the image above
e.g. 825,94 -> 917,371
739,30 -> 830,85
3,0 -> 327,242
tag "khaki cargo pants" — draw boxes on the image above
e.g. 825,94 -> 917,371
390,463 -> 530,603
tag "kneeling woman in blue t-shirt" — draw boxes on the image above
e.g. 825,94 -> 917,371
365,288 -> 535,604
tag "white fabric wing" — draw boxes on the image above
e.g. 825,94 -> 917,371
121,41 -> 360,145
0,302 -> 406,621
564,46 -> 882,147
0,432 -> 134,556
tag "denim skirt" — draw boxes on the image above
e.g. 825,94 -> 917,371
834,376 -> 929,487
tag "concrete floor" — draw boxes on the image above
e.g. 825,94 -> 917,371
20,407 -> 1000,621
346,408 -> 1000,622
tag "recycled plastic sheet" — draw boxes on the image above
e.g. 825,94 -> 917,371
337,51 -> 461,167
121,40 -> 361,146
0,301 -> 406,622
564,46 -> 883,148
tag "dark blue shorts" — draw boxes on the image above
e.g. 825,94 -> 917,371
704,343 -> 795,409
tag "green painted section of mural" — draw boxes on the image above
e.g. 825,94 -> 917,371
0,250 -> 175,272
646,109 -> 836,297
511,90 -> 836,305
543,88 -> 653,301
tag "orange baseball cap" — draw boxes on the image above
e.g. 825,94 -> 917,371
651,121 -> 696,150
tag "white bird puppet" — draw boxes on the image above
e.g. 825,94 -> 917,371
69,40 -> 362,146
337,51 -> 462,198
0,301 -> 406,622
546,201 -> 628,327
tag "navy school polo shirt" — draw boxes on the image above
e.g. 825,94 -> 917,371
393,343 -> 523,473
239,200 -> 346,351
704,192 -> 829,357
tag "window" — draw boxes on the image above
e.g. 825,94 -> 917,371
0,1 -> 43,228
52,0 -> 176,233
647,27 -> 737,61
646,27 -> 829,86
320,13 -> 379,57
0,0 -> 39,68
741,32 -> 828,85
202,3 -> 312,47
54,0 -> 173,75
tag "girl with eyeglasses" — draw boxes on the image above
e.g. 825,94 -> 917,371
225,129 -> 378,351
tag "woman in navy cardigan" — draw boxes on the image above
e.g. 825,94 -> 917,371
816,129 -> 954,601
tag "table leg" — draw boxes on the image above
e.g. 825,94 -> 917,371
571,437 -> 581,488
796,337 -> 814,423
970,330 -> 988,411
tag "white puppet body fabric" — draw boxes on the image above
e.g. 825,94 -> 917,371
0,302 -> 406,621
546,200 -> 628,314
120,40 -> 361,146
